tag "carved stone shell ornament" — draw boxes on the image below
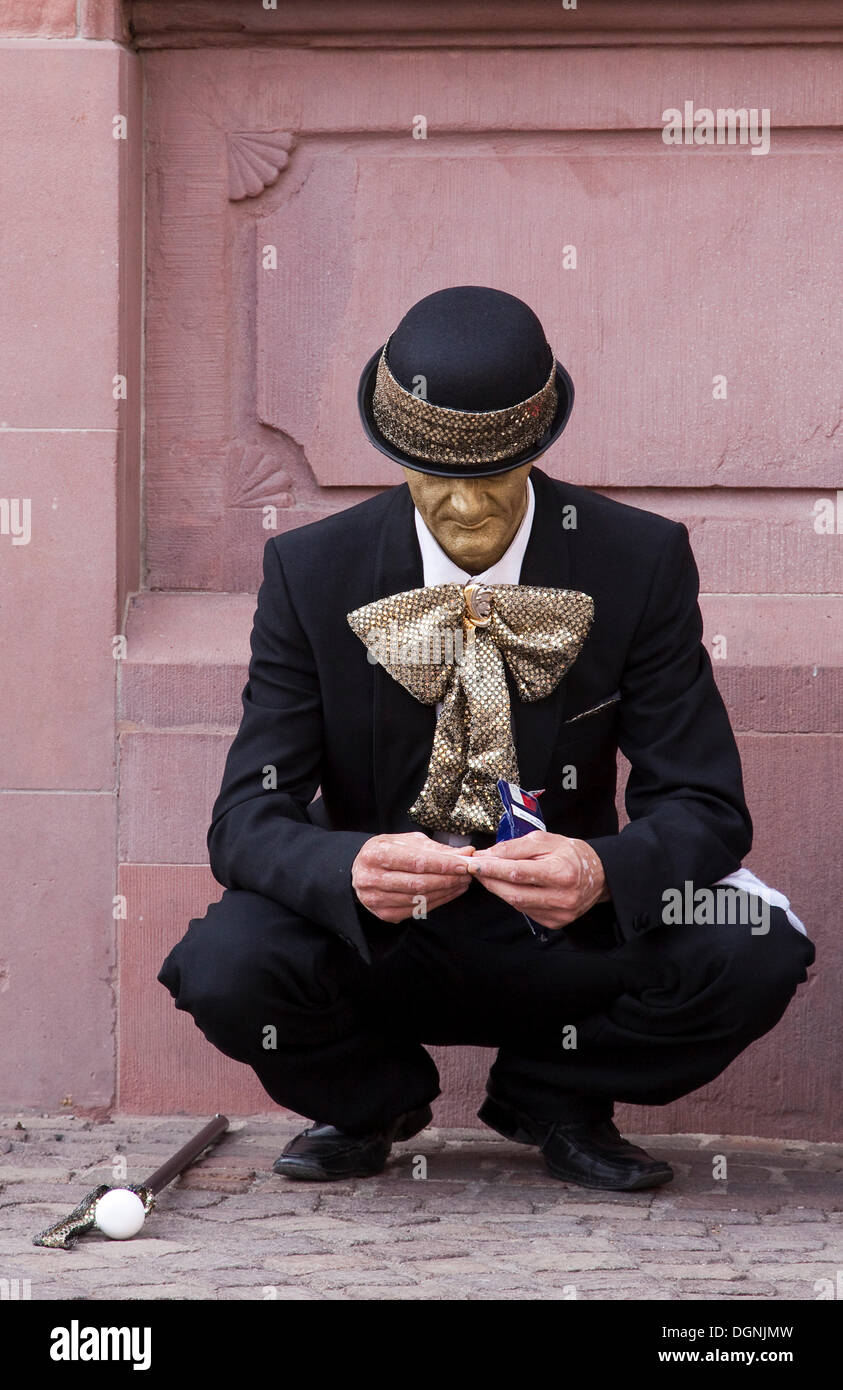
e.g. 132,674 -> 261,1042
227,131 -> 296,200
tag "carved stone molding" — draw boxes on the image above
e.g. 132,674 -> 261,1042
132,2 -> 843,49
227,131 -> 296,201
226,441 -> 293,509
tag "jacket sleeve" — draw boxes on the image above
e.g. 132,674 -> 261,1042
585,521 -> 752,943
206,536 -> 374,962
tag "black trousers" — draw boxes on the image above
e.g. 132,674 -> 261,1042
157,877 -> 815,1135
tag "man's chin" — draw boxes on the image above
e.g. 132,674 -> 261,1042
441,534 -> 501,571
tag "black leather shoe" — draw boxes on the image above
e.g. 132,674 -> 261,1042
272,1103 -> 433,1181
478,1095 -> 673,1192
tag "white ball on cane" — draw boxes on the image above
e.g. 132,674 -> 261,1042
94,1188 -> 146,1240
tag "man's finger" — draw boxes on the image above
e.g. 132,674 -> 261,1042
362,885 -> 453,903
472,832 -> 554,859
376,838 -> 474,866
465,857 -> 542,884
471,874 -> 524,907
359,870 -> 472,895
472,875 -> 576,919
469,855 -> 578,887
400,834 -> 474,853
370,844 -> 473,875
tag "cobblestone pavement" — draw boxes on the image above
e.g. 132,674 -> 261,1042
1,1115 -> 841,1301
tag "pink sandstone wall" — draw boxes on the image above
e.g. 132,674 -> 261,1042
0,0 -> 140,1116
2,2 -> 841,1137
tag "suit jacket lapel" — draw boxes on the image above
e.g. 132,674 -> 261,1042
370,483 -> 437,831
510,465 -> 575,795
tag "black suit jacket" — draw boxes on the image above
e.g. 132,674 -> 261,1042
207,465 -> 752,963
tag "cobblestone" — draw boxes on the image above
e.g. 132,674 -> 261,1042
1,1114 -> 840,1301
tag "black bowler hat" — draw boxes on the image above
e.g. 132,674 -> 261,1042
357,286 -> 575,477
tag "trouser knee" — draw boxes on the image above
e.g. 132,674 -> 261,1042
691,906 -> 814,1041
158,888 -> 364,1055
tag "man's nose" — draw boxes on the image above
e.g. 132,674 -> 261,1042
449,486 -> 484,521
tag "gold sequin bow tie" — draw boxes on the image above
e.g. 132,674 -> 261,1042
347,582 -> 594,835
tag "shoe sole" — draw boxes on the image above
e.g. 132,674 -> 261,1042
274,1157 -> 383,1182
543,1161 -> 674,1192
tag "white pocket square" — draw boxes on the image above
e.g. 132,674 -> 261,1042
564,690 -> 621,724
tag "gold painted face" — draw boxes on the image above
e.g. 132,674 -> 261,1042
403,462 -> 533,575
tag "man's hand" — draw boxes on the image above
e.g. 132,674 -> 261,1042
465,831 -> 609,929
351,831 -> 476,924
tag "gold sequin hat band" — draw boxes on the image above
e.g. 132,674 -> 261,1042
357,288 -> 575,477
370,345 -> 559,470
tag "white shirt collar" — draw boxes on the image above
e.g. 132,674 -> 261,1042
414,475 -> 535,587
